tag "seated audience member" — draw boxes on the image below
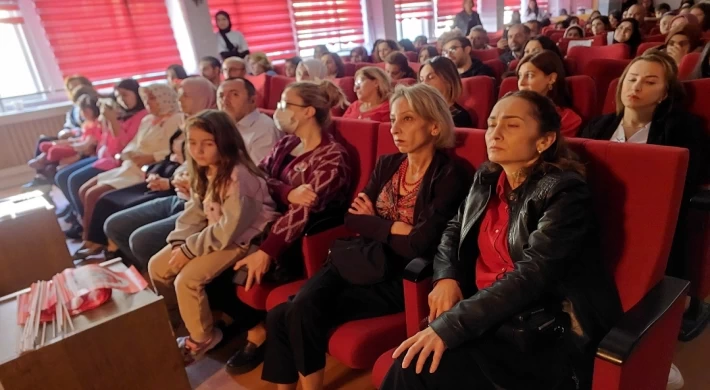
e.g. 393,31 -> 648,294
656,3 -> 671,17
609,10 -> 622,29
381,90 -> 622,390
438,30 -> 465,50
613,18 -> 643,56
500,23 -> 530,66
524,20 -> 541,36
523,36 -> 564,61
56,79 -> 148,239
414,35 -> 429,50
660,12 -> 675,35
200,56 -> 222,86
589,10 -> 602,20
457,0 -> 482,34
72,84 -> 182,258
220,77 -> 283,163
249,52 -> 277,76
343,66 -> 393,122
296,59 -> 327,82
371,39 -> 385,63
663,24 -> 703,66
689,42 -> 710,79
350,46 -> 369,63
215,10 -> 249,60
567,15 -> 580,26
670,13 -> 700,31
285,56 -> 302,78
418,46 -> 439,63
564,25 -> 585,38
224,80 -> 353,373
559,8 -> 568,16
377,40 -> 400,63
166,64 -> 188,90
517,50 -> 582,137
690,3 -> 710,31
83,77 -> 217,262
313,45 -> 329,60
399,39 -> 416,52
468,26 -> 493,50
641,0 -> 655,16
442,36 -> 495,78
149,110 -> 280,365
580,49 -> 708,369
321,52 -> 346,79
385,52 -> 417,80
29,94 -> 102,171
590,16 -> 612,36
222,57 -> 248,79
555,19 -> 569,30
418,56 -> 475,128
262,82 -> 470,390
627,4 -> 648,27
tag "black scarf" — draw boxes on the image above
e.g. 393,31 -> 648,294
115,79 -> 145,120
216,11 -> 237,52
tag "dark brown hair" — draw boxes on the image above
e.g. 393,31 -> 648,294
385,52 -> 416,79
516,50 -> 573,108
322,52 -> 345,78
185,109 -> 264,203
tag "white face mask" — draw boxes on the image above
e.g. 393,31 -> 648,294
274,107 -> 299,133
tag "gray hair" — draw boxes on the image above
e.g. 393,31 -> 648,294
390,83 -> 456,149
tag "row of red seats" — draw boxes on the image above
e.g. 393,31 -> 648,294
233,116 -> 691,390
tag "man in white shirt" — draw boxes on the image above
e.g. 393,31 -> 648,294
217,78 -> 282,164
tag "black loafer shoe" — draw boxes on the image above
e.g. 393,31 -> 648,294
224,341 -> 265,375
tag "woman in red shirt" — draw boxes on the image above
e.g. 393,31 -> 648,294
516,50 -> 582,137
343,66 -> 393,122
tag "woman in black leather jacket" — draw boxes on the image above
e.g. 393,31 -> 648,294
382,90 -> 623,390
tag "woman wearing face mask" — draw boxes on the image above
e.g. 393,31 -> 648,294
296,59 -> 328,81
517,50 -> 582,137
215,10 -> 250,60
580,50 -> 708,387
343,66 -> 393,122
418,56 -> 474,128
56,79 -> 148,239
662,24 -> 703,66
381,90 -> 622,390
261,83 -> 470,390
613,18 -> 643,56
224,79 -> 354,374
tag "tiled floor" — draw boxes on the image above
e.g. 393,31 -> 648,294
6,185 -> 710,389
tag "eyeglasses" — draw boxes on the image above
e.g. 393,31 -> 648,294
445,46 -> 462,54
277,101 -> 309,110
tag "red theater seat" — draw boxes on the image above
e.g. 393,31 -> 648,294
644,34 -> 666,43
471,48 -> 500,62
333,76 -> 357,105
372,138 -> 690,390
483,59 -> 505,80
458,76 -> 495,129
558,35 -> 606,56
344,62 -> 358,77
393,78 -> 416,87
637,42 -> 661,56
508,58 -> 519,71
245,73 -> 272,109
267,75 -> 295,110
583,58 -> 630,114
409,62 -> 421,73
273,63 -> 286,76
603,77 -> 619,114
679,52 -> 701,80
567,44 -> 631,75
404,51 -> 418,62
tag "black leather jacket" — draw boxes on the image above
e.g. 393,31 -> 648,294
429,165 -> 623,351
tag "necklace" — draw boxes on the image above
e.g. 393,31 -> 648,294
397,159 -> 424,196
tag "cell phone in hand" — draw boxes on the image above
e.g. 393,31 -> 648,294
233,266 -> 248,286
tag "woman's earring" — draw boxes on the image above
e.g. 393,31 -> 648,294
548,83 -> 554,91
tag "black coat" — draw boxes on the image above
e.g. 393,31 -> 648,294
345,152 -> 471,271
460,58 -> 495,79
429,166 -> 622,357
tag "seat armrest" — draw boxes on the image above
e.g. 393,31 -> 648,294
597,276 -> 689,365
304,214 -> 345,236
689,190 -> 710,211
403,257 -> 433,282
302,224 -> 353,277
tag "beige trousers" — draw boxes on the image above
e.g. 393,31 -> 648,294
148,244 -> 251,342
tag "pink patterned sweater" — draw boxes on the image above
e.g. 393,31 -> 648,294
258,133 -> 352,260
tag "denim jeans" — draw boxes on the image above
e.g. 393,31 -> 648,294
54,157 -> 100,216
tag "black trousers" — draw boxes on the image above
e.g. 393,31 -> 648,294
261,264 -> 404,384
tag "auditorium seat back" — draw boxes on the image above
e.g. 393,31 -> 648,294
393,78 -> 416,87
567,139 -> 689,310
483,59 -> 506,80
245,73 -> 272,109
683,78 -> 710,138
333,76 -> 357,104
267,75 -> 295,110
471,48 -> 500,62
458,75 -> 495,129
404,51 -> 418,62
636,42 -> 661,56
344,62 -> 358,77
558,35 -> 606,55
332,118 -> 380,196
583,58 -> 630,114
273,63 -> 286,76
678,52 -> 701,80
567,44 -> 631,75
409,62 -> 421,73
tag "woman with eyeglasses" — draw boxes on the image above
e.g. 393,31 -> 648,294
343,66 -> 393,122
224,79 -> 354,374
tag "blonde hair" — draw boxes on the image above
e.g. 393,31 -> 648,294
615,49 -> 683,116
248,52 -> 273,72
286,80 -> 348,128
354,66 -> 393,101
390,83 -> 456,149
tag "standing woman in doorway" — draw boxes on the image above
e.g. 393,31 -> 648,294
215,10 -> 250,60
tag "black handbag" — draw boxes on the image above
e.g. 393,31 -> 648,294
494,305 -> 569,353
327,236 -> 390,285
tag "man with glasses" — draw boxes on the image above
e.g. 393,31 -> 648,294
222,57 -> 248,80
442,36 -> 494,78
218,78 -> 282,164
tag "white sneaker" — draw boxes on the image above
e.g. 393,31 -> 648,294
667,363 -> 684,390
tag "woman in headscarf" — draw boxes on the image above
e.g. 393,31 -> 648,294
57,78 -> 148,239
295,59 -> 327,81
77,77 -> 219,261
71,83 -> 182,258
215,10 -> 250,60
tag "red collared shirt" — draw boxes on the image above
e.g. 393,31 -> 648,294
475,172 -> 515,290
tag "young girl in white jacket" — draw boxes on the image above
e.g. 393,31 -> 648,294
148,109 -> 279,365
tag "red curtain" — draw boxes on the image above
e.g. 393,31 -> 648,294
208,0 -> 298,61
32,0 -> 181,83
291,0 -> 365,51
395,0 -> 434,22
0,1 -> 23,24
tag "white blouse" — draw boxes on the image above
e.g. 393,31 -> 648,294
610,122 -> 651,144
217,31 -> 249,54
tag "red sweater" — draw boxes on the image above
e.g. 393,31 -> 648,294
259,133 -> 352,259
557,106 -> 582,138
343,100 -> 391,122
